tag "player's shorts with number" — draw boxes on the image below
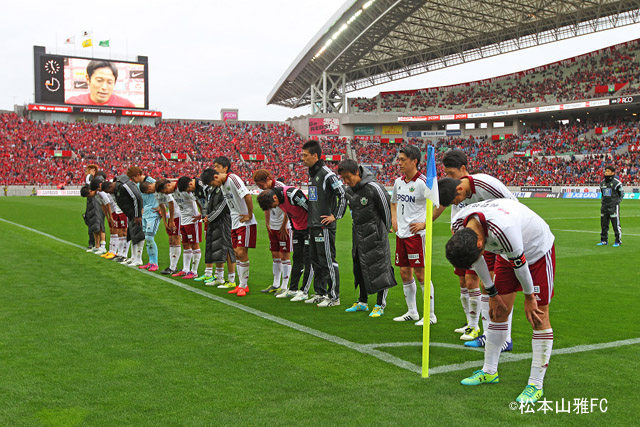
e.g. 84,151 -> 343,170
180,221 -> 202,244
112,212 -> 128,229
268,228 -> 293,253
232,224 -> 257,249
494,245 -> 555,306
395,234 -> 425,267
165,217 -> 181,236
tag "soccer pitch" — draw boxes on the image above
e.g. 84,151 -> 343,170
0,196 -> 638,425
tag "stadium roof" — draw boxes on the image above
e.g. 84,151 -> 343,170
268,0 -> 640,108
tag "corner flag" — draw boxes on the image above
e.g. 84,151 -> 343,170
422,145 -> 439,378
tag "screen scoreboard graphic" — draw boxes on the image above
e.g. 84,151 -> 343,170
34,48 -> 148,110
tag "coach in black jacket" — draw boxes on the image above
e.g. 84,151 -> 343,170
101,175 -> 145,245
338,160 -> 397,316
302,140 -> 347,307
598,164 -> 624,246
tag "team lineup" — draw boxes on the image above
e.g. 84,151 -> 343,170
81,140 -> 558,404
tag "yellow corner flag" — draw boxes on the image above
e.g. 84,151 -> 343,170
82,39 -> 92,48
422,145 -> 439,378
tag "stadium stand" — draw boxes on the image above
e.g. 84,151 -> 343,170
349,40 -> 640,114
2,112 -> 638,187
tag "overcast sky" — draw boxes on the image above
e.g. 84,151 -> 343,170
2,0 -> 639,121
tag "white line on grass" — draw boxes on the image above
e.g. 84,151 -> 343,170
365,342 -> 484,352
3,217 -> 639,377
429,337 -> 640,375
0,217 -> 422,375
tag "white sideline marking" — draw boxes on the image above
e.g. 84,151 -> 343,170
0,217 -> 422,375
366,342 -> 484,352
430,337 -> 640,375
3,217 -> 639,377
553,229 -> 640,237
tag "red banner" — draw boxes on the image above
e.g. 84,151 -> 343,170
309,118 -> 340,135
29,104 -> 73,113
240,154 -> 266,161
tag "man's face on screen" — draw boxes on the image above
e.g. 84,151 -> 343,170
87,67 -> 116,104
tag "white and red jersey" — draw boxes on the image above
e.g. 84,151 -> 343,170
451,173 -> 517,225
108,193 -> 123,215
269,181 -> 290,230
96,191 -> 110,207
155,193 -> 181,220
221,173 -> 258,229
452,199 -> 554,265
391,172 -> 428,238
173,190 -> 199,225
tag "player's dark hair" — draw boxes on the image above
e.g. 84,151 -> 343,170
155,178 -> 171,193
605,164 -> 615,173
177,176 -> 191,192
302,140 -> 322,158
257,189 -> 277,211
399,145 -> 421,167
337,159 -> 359,175
89,177 -> 104,191
214,156 -> 231,173
87,60 -> 118,81
101,180 -> 115,193
200,168 -> 216,186
80,185 -> 91,198
140,180 -> 154,193
445,228 -> 483,269
442,150 -> 468,169
438,177 -> 462,207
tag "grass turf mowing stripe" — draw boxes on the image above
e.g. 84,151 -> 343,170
0,216 -> 421,375
4,215 -> 639,380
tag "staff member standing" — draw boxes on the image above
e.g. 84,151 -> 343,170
338,160 -> 397,317
597,165 -> 623,247
301,140 -> 347,308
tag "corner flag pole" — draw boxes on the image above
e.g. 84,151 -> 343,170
421,198 -> 433,378
421,145 -> 439,378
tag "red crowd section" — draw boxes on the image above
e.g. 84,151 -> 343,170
1,113 -> 638,187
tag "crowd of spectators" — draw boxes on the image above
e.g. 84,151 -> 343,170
2,113 -> 638,188
349,41 -> 640,114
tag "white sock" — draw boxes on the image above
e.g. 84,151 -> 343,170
125,240 -> 131,257
169,245 -> 181,270
460,288 -> 470,324
507,309 -> 513,342
481,295 -> 490,334
118,237 -> 126,256
205,266 -> 213,277
403,280 -> 418,315
468,288 -> 481,329
238,261 -> 250,288
482,321 -> 509,375
191,249 -> 201,273
281,260 -> 291,290
100,240 -> 106,250
529,329 -> 553,389
134,241 -> 144,263
215,267 -> 224,281
272,259 -> 282,288
182,249 -> 192,272
228,266 -> 236,283
429,281 -> 435,318
109,239 -> 116,254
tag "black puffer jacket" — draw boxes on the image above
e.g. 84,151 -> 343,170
346,166 -> 398,294
205,186 -> 236,264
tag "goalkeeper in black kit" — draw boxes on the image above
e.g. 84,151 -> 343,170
597,165 -> 623,247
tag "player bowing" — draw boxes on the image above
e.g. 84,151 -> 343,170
447,198 -> 555,404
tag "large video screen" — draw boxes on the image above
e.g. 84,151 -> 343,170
35,51 -> 148,109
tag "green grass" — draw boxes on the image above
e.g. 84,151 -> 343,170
0,196 -> 638,426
